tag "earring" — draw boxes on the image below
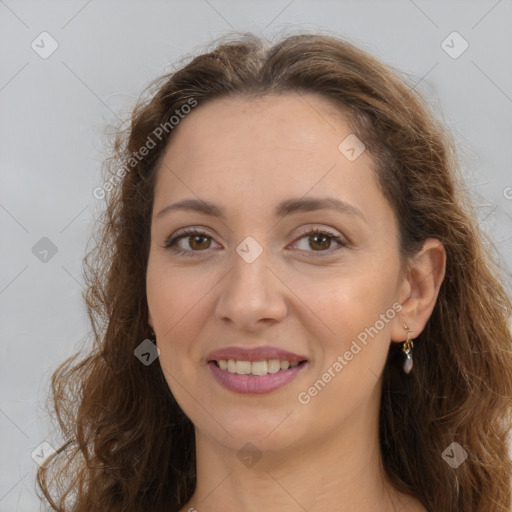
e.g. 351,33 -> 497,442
402,323 -> 414,374
150,330 -> 156,344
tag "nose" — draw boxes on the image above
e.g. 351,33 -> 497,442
214,245 -> 288,331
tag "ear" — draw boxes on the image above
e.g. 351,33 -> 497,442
148,306 -> 154,331
390,238 -> 446,343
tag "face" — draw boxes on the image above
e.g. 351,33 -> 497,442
146,93 -> 406,454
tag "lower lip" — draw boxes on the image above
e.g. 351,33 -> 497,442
208,361 -> 308,394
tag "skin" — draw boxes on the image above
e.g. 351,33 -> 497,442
146,92 -> 446,512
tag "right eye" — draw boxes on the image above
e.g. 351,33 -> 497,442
163,228 -> 220,256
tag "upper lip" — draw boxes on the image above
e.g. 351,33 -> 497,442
206,346 -> 308,363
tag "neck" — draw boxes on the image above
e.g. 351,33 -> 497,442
181,395 -> 410,512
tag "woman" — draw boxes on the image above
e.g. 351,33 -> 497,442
37,32 -> 512,512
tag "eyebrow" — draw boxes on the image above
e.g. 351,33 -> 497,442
155,196 -> 367,224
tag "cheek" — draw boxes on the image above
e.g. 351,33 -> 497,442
147,259 -> 201,329
289,260 -> 398,376
293,262 -> 396,331
146,257 -> 225,381
295,278 -> 395,421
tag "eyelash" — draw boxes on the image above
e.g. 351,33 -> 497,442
163,227 -> 348,258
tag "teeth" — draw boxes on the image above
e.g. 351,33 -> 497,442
251,360 -> 268,376
235,360 -> 251,375
216,359 -> 301,376
267,360 -> 281,373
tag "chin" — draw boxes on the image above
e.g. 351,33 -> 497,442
199,415 -> 303,454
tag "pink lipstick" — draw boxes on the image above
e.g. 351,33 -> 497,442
206,345 -> 308,395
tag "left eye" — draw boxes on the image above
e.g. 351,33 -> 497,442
163,227 -> 347,257
292,228 -> 347,254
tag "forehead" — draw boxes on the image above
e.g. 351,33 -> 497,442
151,92 -> 390,230
160,92 -> 352,165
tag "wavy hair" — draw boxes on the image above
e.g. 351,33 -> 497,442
36,31 -> 512,512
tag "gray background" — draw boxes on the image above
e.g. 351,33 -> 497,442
1,1 -> 511,510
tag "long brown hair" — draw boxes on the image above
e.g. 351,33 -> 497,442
36,31 -> 512,512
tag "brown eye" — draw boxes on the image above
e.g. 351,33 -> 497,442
307,232 -> 332,251
164,228 -> 219,256
187,234 -> 211,250
292,228 -> 347,256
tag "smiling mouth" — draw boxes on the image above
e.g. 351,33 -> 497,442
210,359 -> 308,376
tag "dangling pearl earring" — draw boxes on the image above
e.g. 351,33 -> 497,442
402,323 -> 414,374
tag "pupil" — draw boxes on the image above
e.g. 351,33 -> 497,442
191,235 -> 209,249
311,234 -> 329,250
